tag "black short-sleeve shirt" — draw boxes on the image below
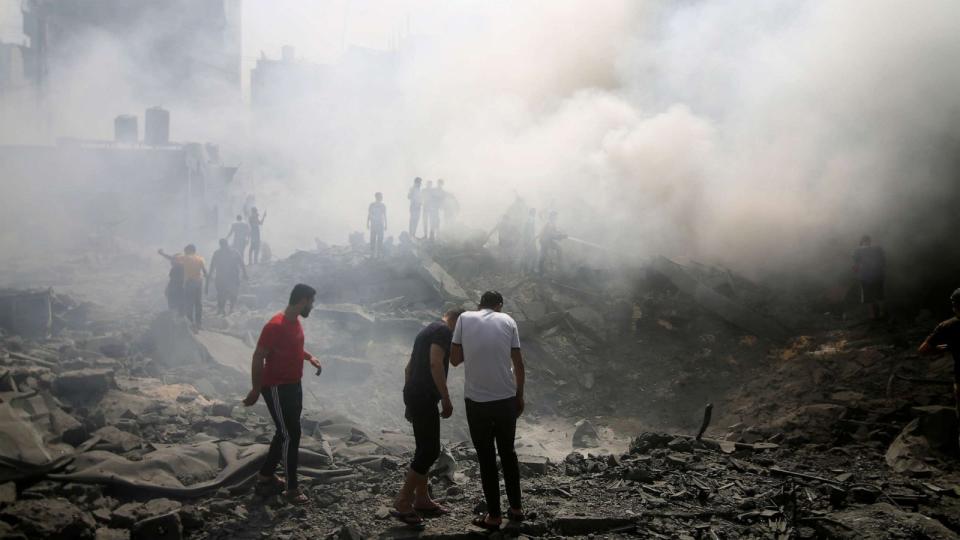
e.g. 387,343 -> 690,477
403,321 -> 453,401
925,317 -> 960,382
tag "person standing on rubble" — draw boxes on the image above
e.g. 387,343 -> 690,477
391,308 -> 465,528
852,235 -> 886,320
367,192 -> 388,259
408,177 -> 423,238
538,211 -> 566,275
226,214 -> 250,254
450,291 -> 526,530
243,284 -> 321,504
159,245 -> 207,331
207,239 -> 246,316
248,207 -> 267,265
918,288 -> 960,430
159,249 -> 185,313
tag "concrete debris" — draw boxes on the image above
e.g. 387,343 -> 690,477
651,256 -> 789,340
0,498 -> 96,539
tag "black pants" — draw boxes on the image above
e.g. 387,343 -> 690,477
466,397 -> 521,517
260,382 -> 303,491
404,393 -> 441,475
183,281 -> 202,327
409,204 -> 422,237
215,279 -> 238,314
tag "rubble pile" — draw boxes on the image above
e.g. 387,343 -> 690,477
0,239 -> 957,538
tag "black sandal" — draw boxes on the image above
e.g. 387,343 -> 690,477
390,510 -> 426,530
507,509 -> 525,522
471,514 -> 501,531
414,504 -> 450,517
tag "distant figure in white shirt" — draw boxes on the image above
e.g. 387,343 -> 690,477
450,291 -> 526,531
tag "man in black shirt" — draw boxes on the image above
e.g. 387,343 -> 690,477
919,288 -> 960,427
391,308 -> 464,527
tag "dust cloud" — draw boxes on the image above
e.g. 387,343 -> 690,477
3,0 -> 960,291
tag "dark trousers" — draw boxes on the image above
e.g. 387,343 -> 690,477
409,204 -> 422,237
260,383 -> 303,491
371,227 -> 385,258
404,393 -> 441,475
183,281 -> 202,327
215,279 -> 238,314
465,397 -> 521,517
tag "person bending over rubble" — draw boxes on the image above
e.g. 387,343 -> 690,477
207,239 -> 247,315
367,192 -> 388,259
159,245 -> 206,332
451,291 -> 526,530
918,288 -> 960,432
852,235 -> 886,320
243,284 -> 321,504
408,177 -> 423,238
391,308 -> 464,528
159,248 -> 184,313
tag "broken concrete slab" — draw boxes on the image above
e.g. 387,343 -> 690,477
886,406 -> 958,476
0,289 -> 52,338
651,256 -> 789,340
413,256 -> 469,301
573,419 -> 600,448
0,498 -> 96,539
52,368 -> 117,399
518,455 -> 550,475
811,503 -> 958,539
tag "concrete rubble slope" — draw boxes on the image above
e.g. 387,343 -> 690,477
0,238 -> 957,539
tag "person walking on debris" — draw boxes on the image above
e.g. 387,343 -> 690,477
538,211 -> 566,275
852,235 -> 886,320
391,308 -> 465,528
367,192 -> 388,259
160,248 -> 185,313
248,207 -> 267,265
207,239 -> 246,316
450,291 -> 526,530
159,245 -> 206,331
522,208 -> 538,275
243,284 -> 321,504
918,288 -> 960,430
226,214 -> 251,254
408,177 -> 423,238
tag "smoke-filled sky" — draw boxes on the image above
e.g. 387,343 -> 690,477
3,0 -> 960,289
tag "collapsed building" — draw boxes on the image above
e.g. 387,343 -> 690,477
0,231 -> 957,539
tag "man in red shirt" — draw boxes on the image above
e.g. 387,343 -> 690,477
243,284 -> 321,504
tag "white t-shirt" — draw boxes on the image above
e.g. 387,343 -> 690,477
452,308 -> 521,402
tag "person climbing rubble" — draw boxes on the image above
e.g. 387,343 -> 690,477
918,287 -> 960,435
243,284 -> 321,504
852,234 -> 886,320
207,238 -> 246,316
538,210 -> 566,275
158,244 -> 206,332
367,192 -> 388,259
225,214 -> 250,254
450,291 -> 526,531
391,308 -> 464,528
408,177 -> 423,238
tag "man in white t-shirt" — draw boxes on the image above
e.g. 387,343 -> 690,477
450,291 -> 526,530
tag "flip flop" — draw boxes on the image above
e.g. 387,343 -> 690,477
283,488 -> 309,505
471,514 -> 501,531
413,504 -> 450,517
390,510 -> 426,530
257,474 -> 285,488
